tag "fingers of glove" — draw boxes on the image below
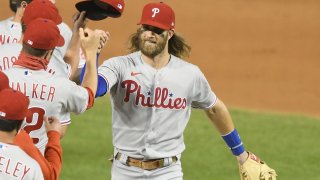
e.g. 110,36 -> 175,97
269,169 -> 277,180
260,172 -> 270,180
260,169 -> 277,180
241,171 -> 250,180
239,165 -> 246,180
239,165 -> 253,180
261,163 -> 277,179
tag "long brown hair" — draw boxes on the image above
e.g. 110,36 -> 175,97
128,28 -> 192,59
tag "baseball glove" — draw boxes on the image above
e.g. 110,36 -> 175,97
239,152 -> 277,180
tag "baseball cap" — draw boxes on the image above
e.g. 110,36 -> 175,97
0,89 -> 30,121
75,0 -> 125,21
0,72 -> 9,91
22,0 -> 62,25
138,2 -> 175,30
23,18 -> 65,50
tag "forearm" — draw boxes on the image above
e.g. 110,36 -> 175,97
80,54 -> 108,97
81,52 -> 98,97
44,131 -> 63,180
64,33 -> 81,80
205,99 -> 234,135
14,130 -> 62,180
205,99 -> 247,158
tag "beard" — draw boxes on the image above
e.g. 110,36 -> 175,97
138,32 -> 168,58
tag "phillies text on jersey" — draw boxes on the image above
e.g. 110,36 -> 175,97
98,51 -> 217,159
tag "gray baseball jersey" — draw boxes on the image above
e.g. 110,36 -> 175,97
4,67 -> 90,153
0,17 -> 21,45
78,48 -> 87,69
51,22 -> 72,77
98,51 -> 217,159
0,142 -> 44,180
0,43 -> 19,71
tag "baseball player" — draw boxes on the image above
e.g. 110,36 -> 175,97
0,71 -> 63,180
0,0 -> 32,45
81,2 -> 277,179
0,0 -> 71,73
4,17 -> 104,154
0,0 -> 76,146
0,79 -> 44,179
0,0 -> 85,80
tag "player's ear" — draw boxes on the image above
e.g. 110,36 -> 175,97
43,50 -> 54,60
21,1 -> 28,9
168,29 -> 175,40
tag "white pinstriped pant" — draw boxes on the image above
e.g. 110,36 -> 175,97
111,159 -> 183,180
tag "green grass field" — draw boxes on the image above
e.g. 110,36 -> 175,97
60,96 -> 320,180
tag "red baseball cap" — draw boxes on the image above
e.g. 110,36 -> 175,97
22,0 -> 62,25
76,0 -> 125,21
138,2 -> 175,30
23,18 -> 65,50
0,89 -> 30,121
0,72 -> 9,91
95,0 -> 124,15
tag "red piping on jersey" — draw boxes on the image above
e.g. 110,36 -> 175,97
14,52 -> 49,70
85,87 -> 95,109
60,120 -> 71,125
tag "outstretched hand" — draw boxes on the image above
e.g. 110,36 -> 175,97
94,29 -> 110,54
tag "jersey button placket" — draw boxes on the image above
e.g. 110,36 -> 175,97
144,72 -> 156,149
150,72 -> 160,146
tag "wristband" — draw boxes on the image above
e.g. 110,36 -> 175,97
221,129 -> 245,156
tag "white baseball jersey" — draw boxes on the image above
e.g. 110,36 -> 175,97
0,142 -> 44,180
4,67 -> 90,153
0,43 -> 66,78
51,22 -> 72,77
0,17 -> 72,77
0,17 -> 21,45
0,43 -> 20,71
98,51 -> 217,159
78,48 -> 87,69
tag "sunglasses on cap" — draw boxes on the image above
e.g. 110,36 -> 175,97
141,25 -> 166,35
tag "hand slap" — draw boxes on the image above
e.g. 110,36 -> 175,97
94,29 -> 110,53
79,28 -> 101,58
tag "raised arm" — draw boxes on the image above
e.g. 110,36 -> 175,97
64,11 -> 87,81
79,27 -> 101,98
79,30 -> 110,98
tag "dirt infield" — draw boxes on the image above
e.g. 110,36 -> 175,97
1,0 -> 320,117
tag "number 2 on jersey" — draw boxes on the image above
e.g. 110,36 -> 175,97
23,107 -> 45,144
